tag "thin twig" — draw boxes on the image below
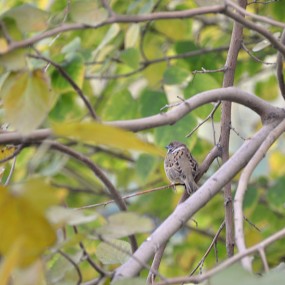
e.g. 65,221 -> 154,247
155,227 -> 285,285
28,53 -> 99,120
76,184 -> 172,210
46,141 -> 138,253
0,20 -> 13,44
192,66 -> 227,74
226,0 -> 285,28
58,250 -> 82,285
97,234 -> 167,282
186,102 -> 221,138
100,0 -> 115,17
189,220 -> 225,276
241,42 -> 275,65
230,123 -> 246,141
258,248 -> 269,272
73,226 -> 110,277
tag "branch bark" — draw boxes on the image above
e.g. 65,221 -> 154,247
113,119 -> 281,280
234,119 -> 285,271
220,0 -> 247,257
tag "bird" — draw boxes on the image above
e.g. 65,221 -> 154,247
164,141 -> 199,195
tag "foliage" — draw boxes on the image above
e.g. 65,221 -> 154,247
0,0 -> 284,284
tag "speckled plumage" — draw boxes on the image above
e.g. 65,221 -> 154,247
164,141 -> 199,195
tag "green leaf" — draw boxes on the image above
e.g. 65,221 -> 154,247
97,212 -> 154,238
154,19 -> 191,41
102,89 -> 137,121
210,263 -> 285,285
52,121 -> 164,156
61,37 -> 82,56
49,91 -> 84,121
120,48 -> 140,69
135,154 -> 157,181
51,54 -> 85,94
93,24 -> 120,57
3,4 -> 49,33
255,75 -> 278,101
163,66 -> 190,85
154,115 -> 197,148
96,239 -> 131,265
69,0 -> 108,25
47,206 -> 97,227
184,73 -> 221,121
0,49 -> 27,71
125,24 -> 140,48
139,89 -> 167,117
267,177 -> 285,212
0,70 -> 53,134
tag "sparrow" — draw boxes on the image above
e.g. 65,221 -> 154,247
164,141 -> 199,195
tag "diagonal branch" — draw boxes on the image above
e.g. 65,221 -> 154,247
155,226 -> 285,285
113,119 -> 281,279
234,119 -> 285,272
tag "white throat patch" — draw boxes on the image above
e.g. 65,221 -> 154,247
171,146 -> 185,154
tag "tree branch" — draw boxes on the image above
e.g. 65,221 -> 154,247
155,226 -> 285,285
234,119 -> 285,271
1,3 -> 284,57
47,141 -> 138,253
276,28 -> 285,99
29,53 -> 99,120
113,120 -> 281,279
220,0 -> 247,258
108,87 -> 284,131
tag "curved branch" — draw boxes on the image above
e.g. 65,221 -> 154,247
234,119 -> 285,272
108,87 -> 284,131
276,28 -> 285,99
1,4 -> 285,57
0,87 -> 282,146
155,227 -> 285,285
114,120 -> 281,279
1,5 -> 226,55
47,141 -> 138,253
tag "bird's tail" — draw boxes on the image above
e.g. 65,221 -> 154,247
185,179 -> 198,195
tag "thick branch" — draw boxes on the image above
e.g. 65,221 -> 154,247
108,87 -> 284,131
220,0 -> 247,258
0,88 -> 282,146
114,120 -> 281,279
155,226 -> 285,285
234,119 -> 285,271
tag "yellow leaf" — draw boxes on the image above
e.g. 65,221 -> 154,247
11,178 -> 67,213
269,151 -> 285,177
0,145 -> 16,162
52,121 -> 164,157
0,186 -> 57,267
0,238 -> 23,285
0,38 -> 8,54
1,70 -> 53,134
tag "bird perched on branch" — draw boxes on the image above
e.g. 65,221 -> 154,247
164,141 -> 199,195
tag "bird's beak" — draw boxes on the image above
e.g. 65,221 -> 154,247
165,145 -> 170,153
